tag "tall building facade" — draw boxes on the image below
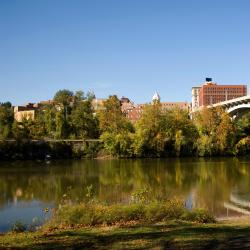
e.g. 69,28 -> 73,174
191,87 -> 201,112
192,78 -> 247,109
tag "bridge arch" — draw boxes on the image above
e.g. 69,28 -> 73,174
227,103 -> 250,117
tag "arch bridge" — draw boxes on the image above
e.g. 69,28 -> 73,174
209,95 -> 250,117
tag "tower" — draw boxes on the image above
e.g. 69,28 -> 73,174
152,91 -> 160,103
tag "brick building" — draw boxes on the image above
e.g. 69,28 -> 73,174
192,78 -> 247,109
161,102 -> 189,111
123,104 -> 144,123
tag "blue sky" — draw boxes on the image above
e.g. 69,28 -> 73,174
0,0 -> 250,105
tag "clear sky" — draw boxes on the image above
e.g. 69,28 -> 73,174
0,0 -> 250,105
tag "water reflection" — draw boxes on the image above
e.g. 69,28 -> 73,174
0,157 -> 250,231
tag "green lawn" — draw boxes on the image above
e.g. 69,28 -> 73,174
1,220 -> 250,249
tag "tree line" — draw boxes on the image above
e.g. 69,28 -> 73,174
0,89 -> 250,158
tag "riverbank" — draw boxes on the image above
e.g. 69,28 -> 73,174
1,219 -> 250,249
0,140 -> 102,160
0,138 -> 250,161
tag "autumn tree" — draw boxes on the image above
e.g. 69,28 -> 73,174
133,102 -> 166,157
193,107 -> 236,155
98,95 -> 134,157
134,104 -> 198,157
164,108 -> 198,156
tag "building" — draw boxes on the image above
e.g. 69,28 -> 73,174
192,78 -> 247,108
161,102 -> 189,111
124,105 -> 143,123
91,98 -> 106,113
120,97 -> 134,112
14,103 -> 37,122
14,100 -> 58,122
191,87 -> 201,112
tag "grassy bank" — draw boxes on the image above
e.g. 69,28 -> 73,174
49,200 -> 214,228
7,198 -> 250,249
2,220 -> 250,249
0,199 -> 218,249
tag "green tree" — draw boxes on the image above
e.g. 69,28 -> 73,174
235,112 -> 250,138
29,110 -> 47,139
98,95 -> 134,156
98,95 -> 132,133
164,108 -> 198,156
74,90 -> 85,102
54,89 -> 74,121
70,100 -> 99,139
12,118 -> 32,140
44,105 -> 56,138
53,89 -> 74,107
134,105 -> 198,157
0,102 -> 13,139
133,102 -> 167,157
194,107 -> 236,155
55,110 -> 68,139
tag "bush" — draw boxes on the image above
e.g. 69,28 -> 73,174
11,221 -> 26,233
234,137 -> 250,155
50,200 -> 215,227
181,209 -> 216,223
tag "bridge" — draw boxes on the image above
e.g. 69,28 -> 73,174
203,95 -> 250,117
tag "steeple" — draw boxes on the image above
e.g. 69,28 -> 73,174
152,91 -> 160,103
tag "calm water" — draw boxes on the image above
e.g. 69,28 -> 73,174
0,157 -> 250,232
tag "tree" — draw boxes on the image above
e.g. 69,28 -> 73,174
235,112 -> 250,138
164,108 -> 198,156
0,102 -> 13,139
193,107 -> 236,155
12,118 -> 32,140
54,89 -> 74,121
53,89 -> 74,107
44,105 -> 56,138
86,91 -> 95,101
133,102 -> 167,157
70,100 -> 99,139
74,90 -> 85,102
98,95 -> 132,133
29,110 -> 47,139
134,104 -> 198,157
55,110 -> 69,139
98,95 -> 134,156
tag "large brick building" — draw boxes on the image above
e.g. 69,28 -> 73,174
192,78 -> 247,110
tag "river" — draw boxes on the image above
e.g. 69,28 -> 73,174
0,157 -> 250,232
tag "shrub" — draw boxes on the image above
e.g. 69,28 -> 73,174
181,209 -> 216,223
234,137 -> 250,155
11,221 -> 26,233
50,200 -> 215,227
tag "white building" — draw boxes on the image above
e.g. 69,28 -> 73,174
191,87 -> 201,112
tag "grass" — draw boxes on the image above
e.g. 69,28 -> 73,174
49,199 -> 215,228
0,199 -> 246,249
2,220 -> 250,249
